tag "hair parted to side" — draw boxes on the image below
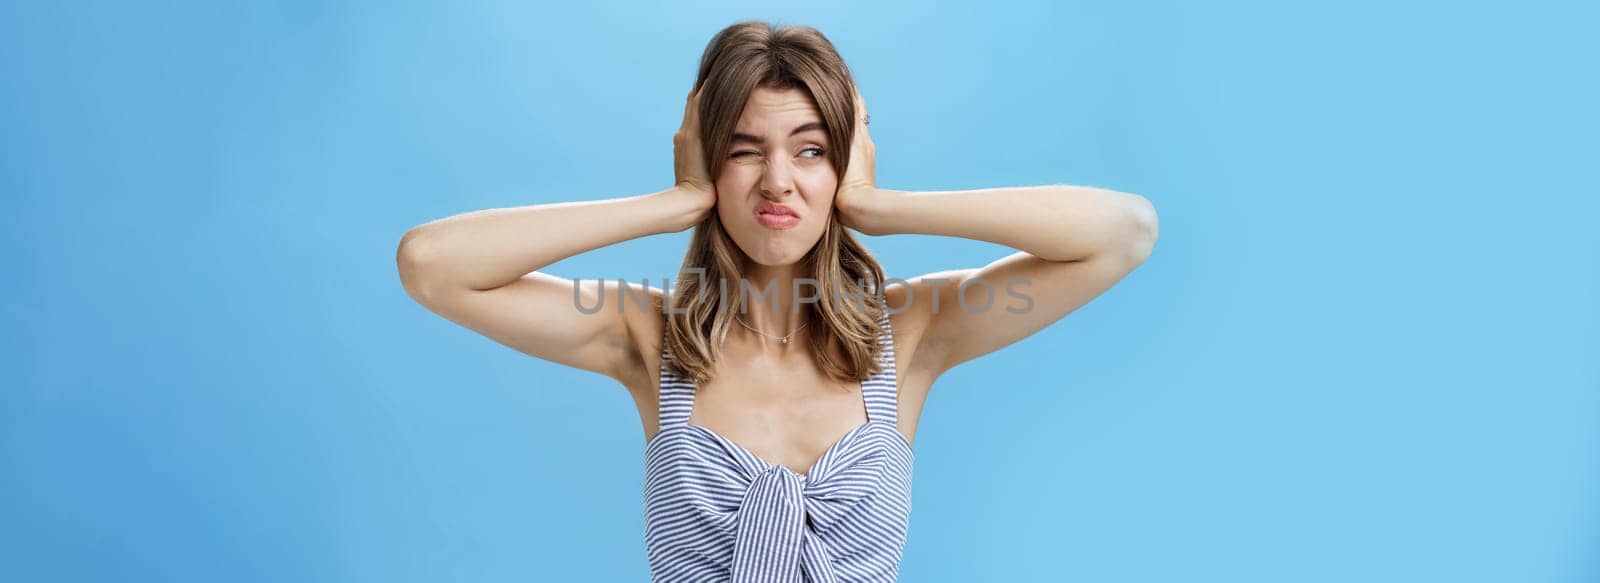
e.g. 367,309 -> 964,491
662,20 -> 888,385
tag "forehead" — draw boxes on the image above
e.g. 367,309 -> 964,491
735,86 -> 822,132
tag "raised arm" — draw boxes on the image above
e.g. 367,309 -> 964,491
847,185 -> 1158,376
395,88 -> 717,385
835,89 -> 1157,380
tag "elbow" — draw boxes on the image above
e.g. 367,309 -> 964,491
396,227 -> 445,304
1120,193 -> 1159,265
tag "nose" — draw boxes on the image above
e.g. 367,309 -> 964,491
758,157 -> 795,200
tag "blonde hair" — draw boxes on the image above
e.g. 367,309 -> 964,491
663,20 -> 887,384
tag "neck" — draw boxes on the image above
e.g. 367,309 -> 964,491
732,260 -> 811,353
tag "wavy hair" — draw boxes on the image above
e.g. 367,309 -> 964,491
663,20 -> 888,385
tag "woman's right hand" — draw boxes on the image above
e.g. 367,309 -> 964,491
671,86 -> 717,230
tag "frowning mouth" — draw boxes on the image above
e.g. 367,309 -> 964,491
754,201 -> 800,230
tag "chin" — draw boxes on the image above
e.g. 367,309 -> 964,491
741,242 -> 807,267
736,226 -> 820,267
745,252 -> 805,268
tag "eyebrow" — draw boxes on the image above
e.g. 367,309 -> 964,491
729,121 -> 826,146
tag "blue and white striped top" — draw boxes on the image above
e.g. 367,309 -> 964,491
644,310 -> 914,581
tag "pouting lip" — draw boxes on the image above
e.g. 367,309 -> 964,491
754,200 -> 800,219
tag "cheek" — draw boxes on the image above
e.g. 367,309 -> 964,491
803,175 -> 838,208
715,168 -> 752,200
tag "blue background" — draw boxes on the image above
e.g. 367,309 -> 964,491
3,1 -> 1596,581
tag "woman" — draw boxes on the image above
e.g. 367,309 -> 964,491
396,20 -> 1157,582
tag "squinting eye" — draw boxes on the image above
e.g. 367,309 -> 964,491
731,148 -> 825,159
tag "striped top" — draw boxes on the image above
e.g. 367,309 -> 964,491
644,310 -> 914,581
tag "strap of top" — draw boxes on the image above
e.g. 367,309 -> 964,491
657,310 -> 900,428
658,327 -> 696,429
862,309 -> 899,425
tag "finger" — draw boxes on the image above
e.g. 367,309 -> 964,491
683,87 -> 700,130
852,87 -> 868,130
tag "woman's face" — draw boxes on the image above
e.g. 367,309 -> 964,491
715,86 -> 838,267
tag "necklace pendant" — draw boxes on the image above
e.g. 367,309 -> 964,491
780,337 -> 789,344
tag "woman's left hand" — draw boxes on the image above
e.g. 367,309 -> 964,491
835,86 -> 881,234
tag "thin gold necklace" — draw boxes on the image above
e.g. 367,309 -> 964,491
733,315 -> 807,344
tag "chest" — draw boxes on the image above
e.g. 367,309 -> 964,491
688,364 -> 869,476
